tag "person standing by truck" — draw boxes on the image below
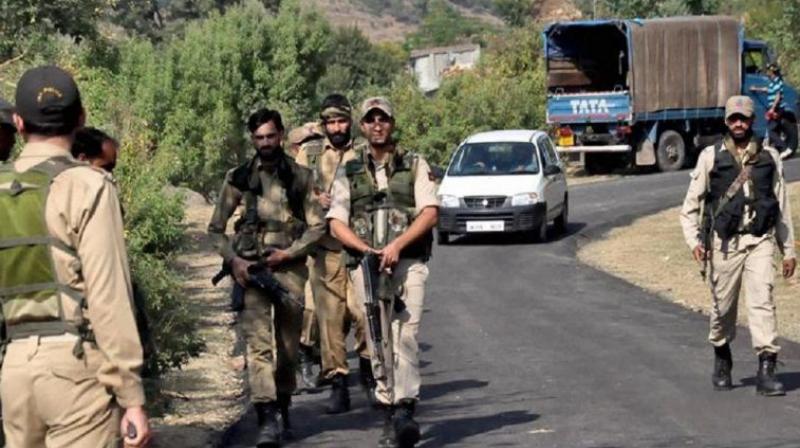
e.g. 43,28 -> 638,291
679,95 -> 796,397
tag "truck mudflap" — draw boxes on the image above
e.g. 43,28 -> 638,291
547,91 -> 632,125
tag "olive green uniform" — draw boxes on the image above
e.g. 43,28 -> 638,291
327,148 -> 438,404
296,137 -> 369,379
679,140 -> 795,354
1,143 -> 145,447
208,153 -> 324,401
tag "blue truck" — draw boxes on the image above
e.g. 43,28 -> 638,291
544,16 -> 799,173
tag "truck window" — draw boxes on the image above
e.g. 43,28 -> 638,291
744,49 -> 765,75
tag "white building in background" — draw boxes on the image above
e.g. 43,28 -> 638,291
409,43 -> 481,93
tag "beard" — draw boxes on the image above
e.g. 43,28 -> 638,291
327,129 -> 351,148
730,128 -> 753,145
257,144 -> 282,161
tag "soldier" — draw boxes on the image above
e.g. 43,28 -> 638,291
327,97 -> 439,447
0,98 -> 16,162
0,66 -> 150,446
72,127 -> 119,172
208,108 -> 325,447
295,94 -> 373,414
287,122 -> 325,391
680,95 -> 796,396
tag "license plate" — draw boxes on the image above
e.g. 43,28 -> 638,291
466,221 -> 505,232
558,135 -> 575,147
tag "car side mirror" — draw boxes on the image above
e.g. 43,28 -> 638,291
544,165 -> 561,176
430,165 -> 445,182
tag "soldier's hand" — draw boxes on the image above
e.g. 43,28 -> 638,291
692,244 -> 707,263
783,258 -> 796,279
378,242 -> 401,271
232,256 -> 254,287
266,249 -> 291,268
318,192 -> 332,209
121,406 -> 151,447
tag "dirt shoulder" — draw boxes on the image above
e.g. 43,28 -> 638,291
578,182 -> 800,342
149,193 -> 245,448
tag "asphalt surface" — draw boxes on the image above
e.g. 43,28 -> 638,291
223,159 -> 800,448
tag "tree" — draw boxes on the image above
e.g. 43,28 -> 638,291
493,0 -> 532,27
406,0 -> 493,48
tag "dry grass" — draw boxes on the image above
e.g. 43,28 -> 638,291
578,182 -> 800,342
149,195 -> 245,447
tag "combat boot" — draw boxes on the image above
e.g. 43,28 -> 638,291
360,356 -> 378,407
325,373 -> 351,414
277,393 -> 293,441
711,344 -> 733,391
756,352 -> 785,396
378,404 -> 397,448
297,344 -> 318,391
254,402 -> 281,447
393,399 -> 421,448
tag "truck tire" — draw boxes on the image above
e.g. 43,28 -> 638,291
656,130 -> 686,172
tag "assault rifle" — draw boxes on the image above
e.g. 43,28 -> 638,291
212,259 -> 304,313
361,252 -> 388,376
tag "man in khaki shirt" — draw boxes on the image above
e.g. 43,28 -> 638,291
328,97 -> 438,448
679,95 -> 796,396
208,108 -> 325,447
295,94 -> 372,414
1,66 -> 149,447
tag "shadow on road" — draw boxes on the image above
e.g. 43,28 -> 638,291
444,222 -> 587,246
739,370 -> 800,393
418,410 -> 539,447
421,379 -> 490,401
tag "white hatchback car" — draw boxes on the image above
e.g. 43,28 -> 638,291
436,130 -> 568,244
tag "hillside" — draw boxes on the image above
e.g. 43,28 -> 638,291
301,0 -> 582,42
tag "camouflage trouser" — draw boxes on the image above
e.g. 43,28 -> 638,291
349,259 -> 429,404
312,249 -> 369,379
241,261 -> 305,403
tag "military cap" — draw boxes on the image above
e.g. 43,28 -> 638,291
15,65 -> 82,128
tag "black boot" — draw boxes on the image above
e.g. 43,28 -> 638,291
756,352 -> 785,396
359,356 -> 378,406
325,373 -> 351,414
297,345 -> 318,392
254,402 -> 281,448
712,344 -> 733,391
393,399 -> 420,448
378,404 -> 397,448
277,393 -> 293,441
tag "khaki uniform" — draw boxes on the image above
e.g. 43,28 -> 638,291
208,154 -> 324,401
327,150 -> 439,404
2,143 -> 144,447
679,141 -> 796,354
296,138 -> 369,378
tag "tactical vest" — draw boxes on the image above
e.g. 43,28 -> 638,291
345,149 -> 433,262
705,144 -> 780,239
0,157 -> 93,356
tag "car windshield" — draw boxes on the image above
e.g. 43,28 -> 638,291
447,142 -> 540,176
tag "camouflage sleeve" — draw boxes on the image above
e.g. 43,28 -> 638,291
208,170 -> 243,263
285,174 -> 326,259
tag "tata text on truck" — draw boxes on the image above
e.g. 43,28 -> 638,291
544,16 -> 799,173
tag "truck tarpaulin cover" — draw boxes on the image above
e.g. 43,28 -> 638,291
630,16 -> 740,114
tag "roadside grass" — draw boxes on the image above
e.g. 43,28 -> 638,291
578,182 -> 800,342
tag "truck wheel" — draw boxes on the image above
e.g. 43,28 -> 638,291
656,130 -> 686,172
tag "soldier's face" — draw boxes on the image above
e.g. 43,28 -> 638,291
324,116 -> 351,148
726,114 -> 752,140
252,121 -> 283,159
0,125 -> 15,162
360,111 -> 394,147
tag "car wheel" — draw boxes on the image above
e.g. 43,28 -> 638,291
536,205 -> 548,243
656,130 -> 686,172
437,230 -> 450,245
554,195 -> 568,235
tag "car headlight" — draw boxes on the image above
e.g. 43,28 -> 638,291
438,194 -> 460,208
511,192 -> 539,206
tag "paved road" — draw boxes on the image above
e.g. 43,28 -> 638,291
224,160 -> 800,448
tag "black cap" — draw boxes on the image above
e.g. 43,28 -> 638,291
15,65 -> 82,128
0,98 -> 13,128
